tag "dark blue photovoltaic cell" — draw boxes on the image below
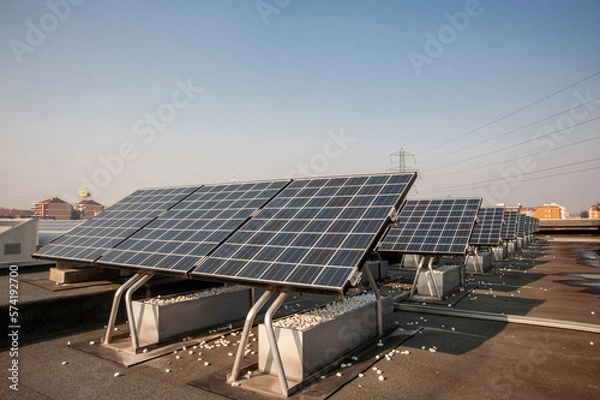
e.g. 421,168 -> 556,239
501,210 -> 518,240
516,214 -> 527,236
378,198 -> 482,255
524,215 -> 539,234
190,173 -> 416,292
470,207 -> 505,246
33,186 -> 199,262
531,217 -> 540,233
96,180 -> 289,274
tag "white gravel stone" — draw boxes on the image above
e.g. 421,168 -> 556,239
273,294 -> 377,330
143,286 -> 248,306
114,372 -> 122,377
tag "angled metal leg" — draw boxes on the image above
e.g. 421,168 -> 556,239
363,264 -> 383,336
263,291 -> 290,395
472,247 -> 482,274
410,255 -> 426,298
104,273 -> 145,345
124,274 -> 153,352
426,257 -> 442,300
229,289 -> 274,383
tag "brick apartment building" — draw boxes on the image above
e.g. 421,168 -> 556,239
534,203 -> 568,219
589,203 -> 600,219
75,199 -> 105,219
33,197 -> 73,220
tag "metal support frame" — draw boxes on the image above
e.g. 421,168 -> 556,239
376,252 -> 385,280
124,274 -> 153,352
104,273 -> 145,345
363,263 -> 383,336
229,289 -> 274,383
470,246 -> 483,274
263,291 -> 290,395
410,255 -> 443,300
409,255 -> 425,298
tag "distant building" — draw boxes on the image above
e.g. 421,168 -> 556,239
589,203 -> 600,219
75,199 -> 105,219
33,197 -> 73,220
0,208 -> 34,219
0,219 -> 37,263
534,203 -> 568,219
520,207 -> 535,217
501,204 -> 522,214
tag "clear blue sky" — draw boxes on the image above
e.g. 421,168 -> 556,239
1,0 -> 599,214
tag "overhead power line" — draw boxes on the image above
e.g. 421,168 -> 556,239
425,135 -> 600,179
418,98 -> 599,164
420,157 -> 600,193
419,165 -> 600,195
420,115 -> 600,174
416,70 -> 600,157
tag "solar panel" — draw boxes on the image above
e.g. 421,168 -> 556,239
501,210 -> 518,240
96,180 -> 289,274
37,220 -> 84,233
189,173 -> 416,293
378,198 -> 482,255
516,214 -> 527,236
470,206 -> 505,246
33,186 -> 198,262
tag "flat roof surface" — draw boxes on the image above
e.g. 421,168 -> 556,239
1,237 -> 599,399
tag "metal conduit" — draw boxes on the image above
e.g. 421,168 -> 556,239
395,303 -> 600,334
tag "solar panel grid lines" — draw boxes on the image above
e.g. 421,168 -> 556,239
189,173 -> 417,292
516,214 -> 527,236
96,180 -> 291,274
501,210 -> 518,240
470,206 -> 505,246
33,185 -> 201,262
378,197 -> 482,255
37,219 -> 84,232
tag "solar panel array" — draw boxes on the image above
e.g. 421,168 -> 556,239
378,198 -> 482,255
470,207 -> 505,246
190,174 -> 416,292
97,181 -> 288,274
34,173 -> 417,293
516,214 -> 527,236
37,220 -> 84,233
501,210 -> 518,240
532,217 -> 540,233
34,186 -> 198,262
